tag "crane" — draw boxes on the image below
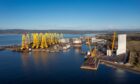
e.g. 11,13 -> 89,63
21,33 -> 29,50
111,32 -> 116,52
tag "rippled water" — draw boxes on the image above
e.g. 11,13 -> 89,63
0,34 -> 21,46
0,34 -> 140,84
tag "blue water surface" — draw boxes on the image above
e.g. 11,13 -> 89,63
0,34 -> 140,84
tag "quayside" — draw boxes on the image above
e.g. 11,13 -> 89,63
80,58 -> 100,70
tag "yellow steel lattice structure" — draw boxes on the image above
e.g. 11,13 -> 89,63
31,32 -> 62,49
40,34 -> 48,48
21,33 -> 29,50
91,47 -> 96,57
32,33 -> 39,49
111,32 -> 116,51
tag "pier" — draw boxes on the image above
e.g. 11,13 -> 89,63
80,58 -> 100,70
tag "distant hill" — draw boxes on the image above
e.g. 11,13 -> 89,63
0,29 -> 94,34
0,29 -> 140,34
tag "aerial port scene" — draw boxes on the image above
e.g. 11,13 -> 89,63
0,0 -> 140,84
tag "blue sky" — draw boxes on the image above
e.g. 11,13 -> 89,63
0,0 -> 140,30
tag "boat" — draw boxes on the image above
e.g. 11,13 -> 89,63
66,44 -> 71,49
59,38 -> 70,44
72,38 -> 82,46
63,44 -> 71,50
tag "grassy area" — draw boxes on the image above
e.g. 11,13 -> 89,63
127,40 -> 140,68
127,41 -> 140,52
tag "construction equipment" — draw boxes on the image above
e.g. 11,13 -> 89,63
32,33 -> 39,49
87,37 -> 92,52
85,37 -> 96,58
21,33 -> 29,50
21,32 -> 62,50
111,32 -> 116,52
40,34 -> 48,48
81,37 -> 99,71
91,46 -> 96,57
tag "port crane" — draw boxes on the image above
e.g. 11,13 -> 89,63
21,33 -> 29,50
21,33 -> 62,50
86,37 -> 96,57
112,32 -> 116,52
81,37 -> 99,70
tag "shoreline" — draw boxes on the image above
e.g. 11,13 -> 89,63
100,60 -> 140,74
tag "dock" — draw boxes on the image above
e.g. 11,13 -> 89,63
80,58 -> 100,70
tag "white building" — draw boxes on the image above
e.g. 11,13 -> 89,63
91,37 -> 106,44
117,34 -> 127,55
107,49 -> 112,56
59,38 -> 70,44
72,38 -> 82,44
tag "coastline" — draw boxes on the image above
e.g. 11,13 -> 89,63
100,60 -> 140,74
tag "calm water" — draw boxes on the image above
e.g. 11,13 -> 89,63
0,34 -> 96,46
0,34 -> 21,46
0,34 -> 140,84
